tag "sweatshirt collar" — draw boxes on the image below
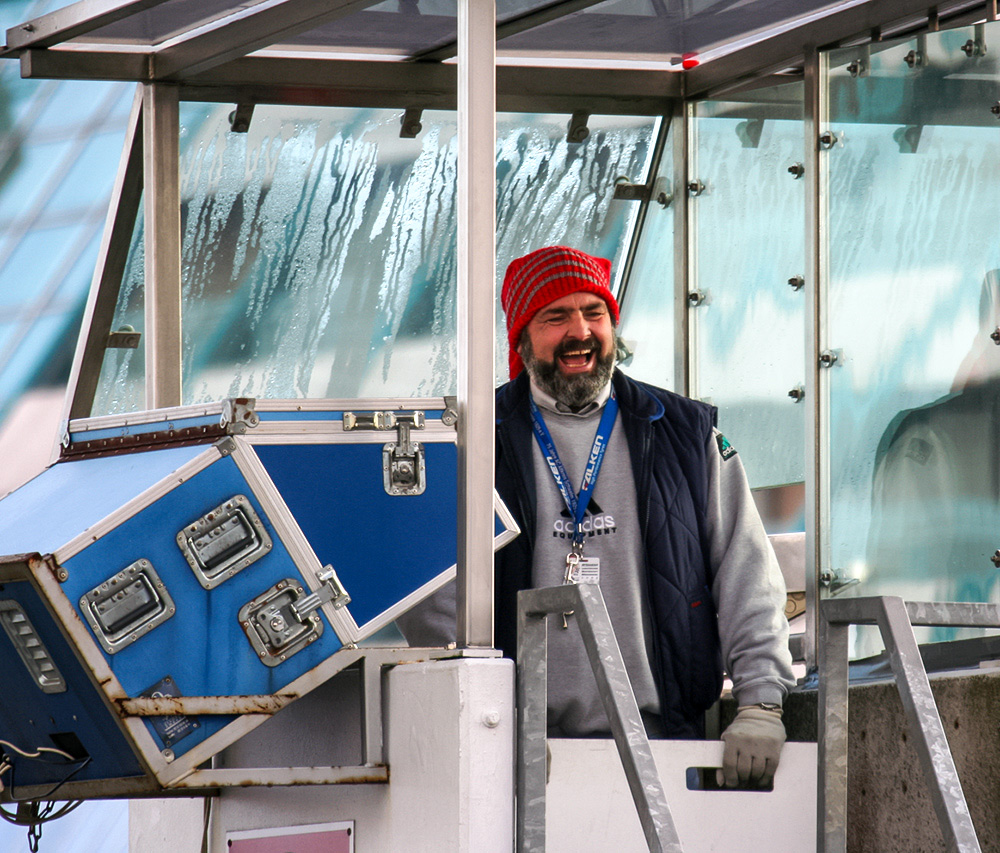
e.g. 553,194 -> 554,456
528,376 -> 612,417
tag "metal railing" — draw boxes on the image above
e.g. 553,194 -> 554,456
516,583 -> 684,853
819,596 -> 1000,853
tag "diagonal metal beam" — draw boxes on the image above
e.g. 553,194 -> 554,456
148,0 -> 386,80
518,584 -> 683,853
875,597 -> 982,853
410,0 -> 609,63
5,0 -> 174,51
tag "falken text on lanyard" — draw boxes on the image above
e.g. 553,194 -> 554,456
528,388 -> 618,585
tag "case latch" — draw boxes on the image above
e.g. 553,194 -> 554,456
344,409 -> 427,496
383,414 -> 426,496
290,566 -> 351,620
239,567 -> 349,667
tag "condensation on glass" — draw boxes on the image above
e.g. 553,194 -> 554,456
618,116 -> 676,395
92,105 -> 655,413
824,25 -> 1000,651
689,85 -> 806,493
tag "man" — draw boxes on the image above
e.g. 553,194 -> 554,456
400,245 -> 794,788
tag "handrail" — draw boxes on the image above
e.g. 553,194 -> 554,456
516,583 -> 684,853
818,596 -> 1000,853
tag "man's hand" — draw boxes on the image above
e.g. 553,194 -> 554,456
717,705 -> 786,788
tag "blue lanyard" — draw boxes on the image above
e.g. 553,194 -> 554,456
528,387 -> 618,552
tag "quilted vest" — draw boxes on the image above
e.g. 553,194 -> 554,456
494,370 -> 723,738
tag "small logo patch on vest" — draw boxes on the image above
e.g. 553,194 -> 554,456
716,433 -> 737,461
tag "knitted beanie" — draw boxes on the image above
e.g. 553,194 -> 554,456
501,245 -> 619,378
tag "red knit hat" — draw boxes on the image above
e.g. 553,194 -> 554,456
501,246 -> 619,378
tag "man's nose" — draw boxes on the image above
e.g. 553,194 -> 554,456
566,311 -> 590,339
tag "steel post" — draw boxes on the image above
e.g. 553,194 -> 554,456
455,0 -> 496,649
142,82 -> 182,409
516,594 -> 549,852
817,602 -> 849,853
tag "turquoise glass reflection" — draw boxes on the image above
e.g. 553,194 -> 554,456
824,25 -> 1000,647
93,106 -> 654,413
691,87 -> 806,490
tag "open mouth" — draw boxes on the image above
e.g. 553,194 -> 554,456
556,340 -> 599,374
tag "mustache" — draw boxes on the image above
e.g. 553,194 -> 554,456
553,337 -> 600,358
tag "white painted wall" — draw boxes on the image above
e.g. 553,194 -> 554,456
546,739 -> 818,853
128,656 -> 515,853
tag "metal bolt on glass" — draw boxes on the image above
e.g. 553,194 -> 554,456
687,290 -> 705,306
788,386 -> 805,402
846,60 -> 865,77
787,162 -> 804,178
788,274 -> 805,290
991,327 -> 1000,344
819,349 -> 839,367
687,179 -> 705,196
961,39 -> 982,57
991,550 -> 1000,568
818,131 -> 838,150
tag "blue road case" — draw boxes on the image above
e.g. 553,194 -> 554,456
0,397 -> 516,799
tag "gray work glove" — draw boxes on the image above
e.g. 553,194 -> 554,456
717,705 -> 786,788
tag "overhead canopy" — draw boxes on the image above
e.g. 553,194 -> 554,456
2,0 -> 993,98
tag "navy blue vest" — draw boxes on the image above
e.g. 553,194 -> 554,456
494,370 -> 723,737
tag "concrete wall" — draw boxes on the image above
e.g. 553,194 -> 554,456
779,669 -> 1000,853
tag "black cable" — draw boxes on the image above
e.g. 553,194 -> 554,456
4,754 -> 92,803
0,744 -> 94,853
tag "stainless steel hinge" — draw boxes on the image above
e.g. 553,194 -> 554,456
442,396 -> 459,427
614,176 -> 671,207
221,397 -> 259,432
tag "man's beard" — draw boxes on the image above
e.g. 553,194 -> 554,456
521,334 -> 615,410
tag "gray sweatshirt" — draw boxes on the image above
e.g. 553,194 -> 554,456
396,377 -> 795,733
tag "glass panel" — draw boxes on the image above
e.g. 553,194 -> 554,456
91,105 -> 654,414
92,213 -> 145,415
824,25 -> 1000,652
284,0 -> 456,55
618,121 -> 675,392
691,84 -> 806,489
499,0 -> 849,63
79,0 -> 270,46
495,113 -> 656,381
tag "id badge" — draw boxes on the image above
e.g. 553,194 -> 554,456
574,556 -> 600,584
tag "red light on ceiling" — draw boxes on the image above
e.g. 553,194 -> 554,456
681,53 -> 699,69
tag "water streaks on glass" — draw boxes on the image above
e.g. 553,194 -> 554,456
92,105 -> 654,412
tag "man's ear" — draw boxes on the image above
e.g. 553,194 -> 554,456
517,329 -> 530,361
